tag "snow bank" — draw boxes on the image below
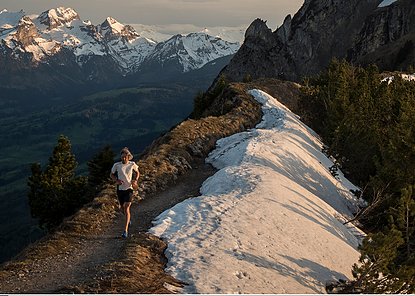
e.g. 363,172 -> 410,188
378,0 -> 398,8
150,89 -> 363,294
382,73 -> 415,84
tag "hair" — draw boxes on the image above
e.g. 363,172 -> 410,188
120,147 -> 133,160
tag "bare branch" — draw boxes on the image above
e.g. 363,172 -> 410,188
344,182 -> 391,225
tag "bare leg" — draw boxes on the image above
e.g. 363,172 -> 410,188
122,202 -> 132,233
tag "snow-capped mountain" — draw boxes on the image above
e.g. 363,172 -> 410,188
134,24 -> 245,44
145,32 -> 241,73
199,27 -> 245,44
0,9 -> 61,61
0,7 -> 241,90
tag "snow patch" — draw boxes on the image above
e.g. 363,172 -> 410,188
0,9 -> 25,28
378,0 -> 399,7
149,89 -> 364,294
382,73 -> 415,84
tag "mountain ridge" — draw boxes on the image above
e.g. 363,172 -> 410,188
0,7 -> 241,93
215,0 -> 415,85
0,78 -> 298,293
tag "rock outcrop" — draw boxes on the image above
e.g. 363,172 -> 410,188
217,0 -> 415,84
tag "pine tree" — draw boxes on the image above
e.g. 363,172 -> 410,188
301,59 -> 415,292
87,144 -> 116,189
27,135 -> 88,231
394,186 -> 415,258
377,77 -> 415,191
192,75 -> 228,119
387,186 -> 415,293
346,228 -> 404,293
299,59 -> 381,183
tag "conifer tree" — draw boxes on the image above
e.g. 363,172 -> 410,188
193,75 -> 228,118
339,188 -> 415,293
376,77 -> 415,191
87,144 -> 116,189
27,135 -> 88,231
299,59 -> 381,183
302,60 -> 415,293
346,228 -> 404,293
395,186 -> 415,259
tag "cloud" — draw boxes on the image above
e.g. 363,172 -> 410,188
132,23 -> 247,36
4,0 -> 305,31
169,0 -> 220,2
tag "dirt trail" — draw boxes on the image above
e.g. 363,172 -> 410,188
0,161 -> 217,293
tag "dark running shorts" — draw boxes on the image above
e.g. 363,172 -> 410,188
117,189 -> 133,206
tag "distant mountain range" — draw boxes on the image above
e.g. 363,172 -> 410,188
134,24 -> 245,44
0,7 -> 242,95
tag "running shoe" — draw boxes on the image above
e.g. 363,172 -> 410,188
122,231 -> 128,238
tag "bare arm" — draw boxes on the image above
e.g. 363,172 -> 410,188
131,169 -> 139,188
110,172 -> 124,186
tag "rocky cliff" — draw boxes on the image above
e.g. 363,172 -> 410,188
217,0 -> 415,84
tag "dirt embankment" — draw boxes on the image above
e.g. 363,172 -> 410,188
0,79 -> 299,293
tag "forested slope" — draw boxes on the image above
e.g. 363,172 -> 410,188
299,60 -> 415,293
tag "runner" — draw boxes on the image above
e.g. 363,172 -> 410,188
110,147 -> 139,237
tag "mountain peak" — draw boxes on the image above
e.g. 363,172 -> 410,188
216,0 -> 415,84
244,18 -> 276,45
101,17 -> 123,32
99,16 -> 140,41
0,9 -> 26,29
37,7 -> 80,31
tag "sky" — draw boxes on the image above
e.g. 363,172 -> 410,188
149,89 -> 366,293
2,0 -> 305,34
